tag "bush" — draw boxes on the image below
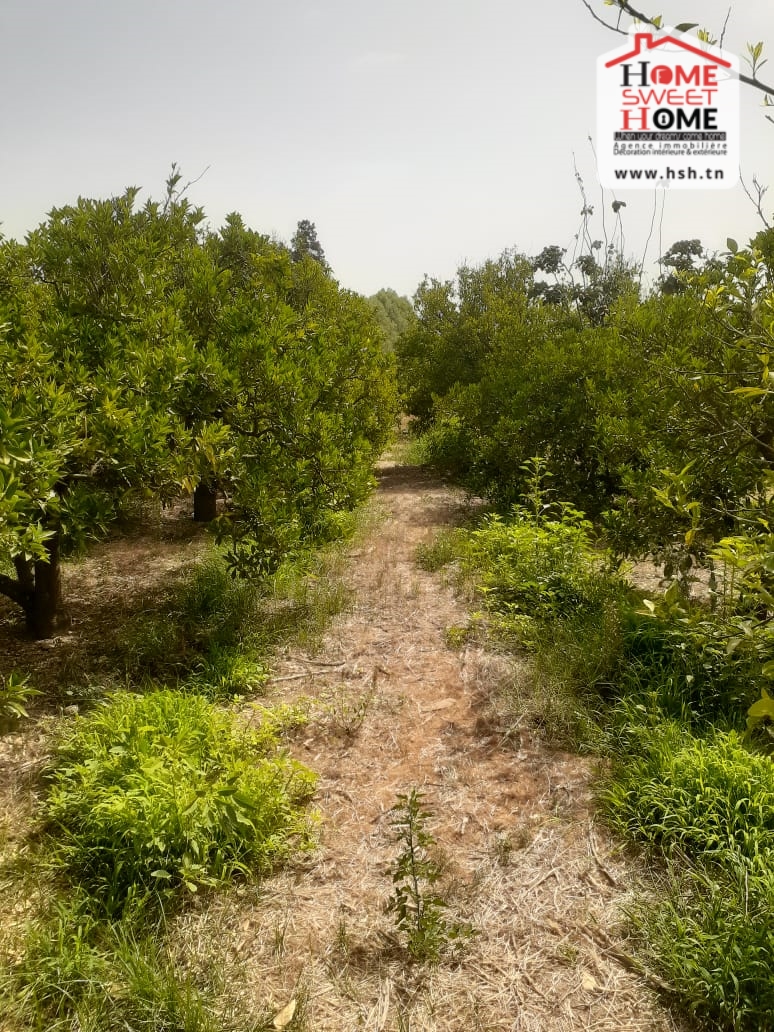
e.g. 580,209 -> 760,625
618,599 -> 765,726
44,690 -> 316,914
460,505 -> 625,624
602,722 -> 774,862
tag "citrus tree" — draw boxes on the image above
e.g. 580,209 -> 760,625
0,182 -> 396,637
0,186 -> 199,636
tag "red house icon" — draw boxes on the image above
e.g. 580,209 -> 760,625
605,32 -> 732,70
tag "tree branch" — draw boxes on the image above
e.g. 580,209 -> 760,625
0,572 -> 32,612
579,0 -> 627,35
739,172 -> 772,229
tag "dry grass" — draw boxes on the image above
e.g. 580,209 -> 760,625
166,457 -> 684,1031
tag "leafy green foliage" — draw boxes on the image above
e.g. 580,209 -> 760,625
603,722 -> 774,861
44,690 -> 317,915
0,177 -> 396,635
396,238 -> 774,570
0,671 -> 39,726
387,790 -> 473,962
396,250 -> 640,516
461,506 -> 621,622
747,687 -> 774,736
632,863 -> 774,1032
619,605 -> 763,727
601,718 -> 774,1029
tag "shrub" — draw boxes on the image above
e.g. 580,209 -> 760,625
618,595 -> 766,726
43,690 -> 317,914
602,723 -> 774,862
460,505 -> 625,625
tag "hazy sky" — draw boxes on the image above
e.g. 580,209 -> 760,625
1,0 -> 773,297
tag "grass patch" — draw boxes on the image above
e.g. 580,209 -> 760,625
629,861 -> 774,1030
1,894 -> 234,1032
600,715 -> 774,1027
116,534 -> 354,693
602,721 -> 774,861
416,528 -> 466,573
117,553 -> 268,690
43,689 -> 317,917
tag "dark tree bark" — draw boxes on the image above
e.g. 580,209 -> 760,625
0,533 -> 69,639
193,481 -> 218,522
29,533 -> 66,638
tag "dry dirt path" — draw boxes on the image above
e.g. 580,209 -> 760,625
174,460 -> 683,1032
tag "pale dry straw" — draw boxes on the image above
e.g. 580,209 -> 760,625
168,456 -> 684,1031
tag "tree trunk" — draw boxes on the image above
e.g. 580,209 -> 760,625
193,481 -> 218,522
0,535 -> 70,639
28,532 -> 68,639
13,555 -> 34,596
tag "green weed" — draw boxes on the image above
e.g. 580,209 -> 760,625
114,544 -> 350,697
602,722 -> 774,863
43,689 -> 317,915
0,672 -> 39,728
120,553 -> 264,682
416,529 -> 465,573
630,861 -> 774,1030
316,683 -> 375,737
460,505 -> 625,625
600,713 -> 774,1029
387,789 -> 473,962
182,646 -> 269,701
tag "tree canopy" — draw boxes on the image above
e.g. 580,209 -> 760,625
0,178 -> 395,636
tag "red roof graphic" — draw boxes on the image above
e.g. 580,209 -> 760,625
605,32 -> 732,69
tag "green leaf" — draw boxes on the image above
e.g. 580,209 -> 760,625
747,687 -> 774,732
